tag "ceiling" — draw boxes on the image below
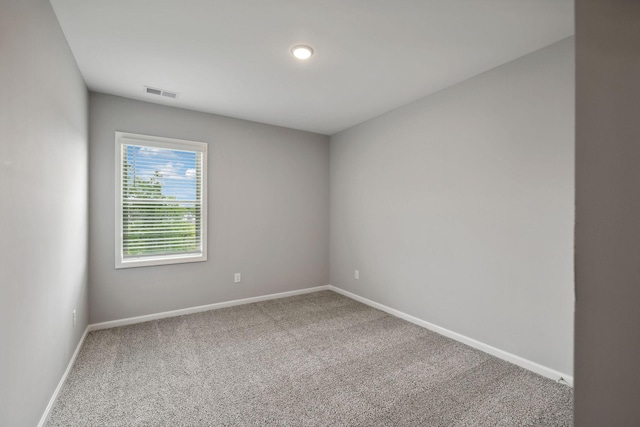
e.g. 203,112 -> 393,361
49,0 -> 573,135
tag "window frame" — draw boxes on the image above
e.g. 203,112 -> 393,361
115,131 -> 208,269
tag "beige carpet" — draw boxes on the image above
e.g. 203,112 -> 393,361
48,290 -> 573,426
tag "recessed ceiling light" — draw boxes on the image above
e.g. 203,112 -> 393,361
291,45 -> 314,60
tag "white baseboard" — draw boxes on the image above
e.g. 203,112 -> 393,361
328,285 -> 573,387
89,285 -> 331,332
38,326 -> 90,427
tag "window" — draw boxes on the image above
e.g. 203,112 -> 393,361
115,132 -> 207,268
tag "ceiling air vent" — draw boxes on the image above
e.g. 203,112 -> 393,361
144,86 -> 179,99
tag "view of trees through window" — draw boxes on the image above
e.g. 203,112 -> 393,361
121,144 -> 202,258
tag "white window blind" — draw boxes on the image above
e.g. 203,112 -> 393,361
115,132 -> 207,268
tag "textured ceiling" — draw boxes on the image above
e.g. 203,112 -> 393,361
50,0 -> 573,135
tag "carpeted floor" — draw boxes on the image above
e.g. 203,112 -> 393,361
47,290 -> 573,426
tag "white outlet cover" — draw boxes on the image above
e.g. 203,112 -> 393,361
234,273 -> 241,283
355,270 -> 360,280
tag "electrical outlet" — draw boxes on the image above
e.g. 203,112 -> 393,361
355,270 -> 360,280
72,309 -> 77,327
234,273 -> 241,283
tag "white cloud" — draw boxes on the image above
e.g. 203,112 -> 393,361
137,146 -> 179,158
157,162 -> 187,180
185,168 -> 196,179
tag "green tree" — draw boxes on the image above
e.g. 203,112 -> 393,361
122,162 -> 198,257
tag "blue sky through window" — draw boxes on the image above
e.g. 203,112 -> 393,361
126,145 -> 199,201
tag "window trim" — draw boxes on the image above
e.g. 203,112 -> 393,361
115,131 -> 208,269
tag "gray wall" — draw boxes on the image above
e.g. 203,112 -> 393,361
330,38 -> 574,375
575,0 -> 640,424
0,1 -> 89,426
89,93 -> 329,323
